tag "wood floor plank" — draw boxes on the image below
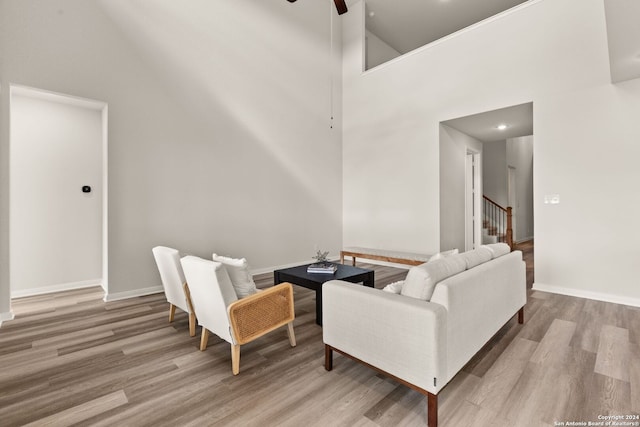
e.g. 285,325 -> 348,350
584,373 -> 632,421
625,306 -> 640,345
570,307 -> 602,353
21,390 -> 128,427
501,359 -> 559,426
543,346 -> 596,424
594,325 -> 630,382
441,400 -> 511,427
630,342 -> 640,413
529,318 -> 576,365
32,329 -> 115,349
466,337 -> 538,412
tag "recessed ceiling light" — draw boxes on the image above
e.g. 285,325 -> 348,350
496,124 -> 508,131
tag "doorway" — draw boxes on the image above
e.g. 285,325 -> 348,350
440,102 -> 533,251
9,86 -> 108,298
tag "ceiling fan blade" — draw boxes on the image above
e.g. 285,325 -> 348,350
334,0 -> 348,15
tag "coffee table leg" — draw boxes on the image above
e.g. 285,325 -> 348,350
316,288 -> 323,326
364,271 -> 375,288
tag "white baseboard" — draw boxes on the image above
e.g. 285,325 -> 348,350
103,285 -> 164,302
0,311 -> 15,327
11,279 -> 102,299
533,282 -> 640,308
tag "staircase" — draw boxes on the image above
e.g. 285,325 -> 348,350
482,196 -> 513,249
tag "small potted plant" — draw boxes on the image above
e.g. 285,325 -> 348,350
313,250 -> 330,264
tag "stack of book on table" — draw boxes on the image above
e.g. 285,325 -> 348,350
307,262 -> 337,274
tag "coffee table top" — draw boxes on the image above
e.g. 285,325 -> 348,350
274,262 -> 373,284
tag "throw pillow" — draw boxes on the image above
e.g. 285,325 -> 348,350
401,256 -> 466,301
481,243 -> 511,259
427,248 -> 459,263
459,247 -> 492,269
382,281 -> 404,294
212,253 -> 257,298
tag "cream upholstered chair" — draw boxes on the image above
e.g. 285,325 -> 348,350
152,246 -> 197,337
180,255 -> 296,375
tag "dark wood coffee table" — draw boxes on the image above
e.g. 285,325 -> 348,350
273,262 -> 374,326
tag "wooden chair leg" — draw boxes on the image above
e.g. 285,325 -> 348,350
168,304 -> 176,323
518,307 -> 525,324
199,329 -> 210,351
188,313 -> 196,337
287,322 -> 296,347
183,283 -> 197,337
231,345 -> 241,375
428,392 -> 438,427
325,345 -> 333,371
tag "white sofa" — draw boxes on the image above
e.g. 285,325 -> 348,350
322,244 -> 526,427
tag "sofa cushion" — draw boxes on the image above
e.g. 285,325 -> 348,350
401,256 -> 466,300
382,281 -> 404,294
482,243 -> 511,259
212,254 -> 257,298
427,248 -> 459,263
459,247 -> 493,269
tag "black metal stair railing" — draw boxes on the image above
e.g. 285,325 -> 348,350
482,196 -> 513,249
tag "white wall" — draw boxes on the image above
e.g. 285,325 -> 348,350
0,0 -> 343,305
482,141 -> 508,207
439,124 -> 483,252
10,91 -> 103,296
343,0 -> 640,305
506,135 -> 534,241
366,30 -> 401,70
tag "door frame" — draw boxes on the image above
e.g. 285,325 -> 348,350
508,165 -> 517,242
465,149 -> 482,251
9,85 -> 109,298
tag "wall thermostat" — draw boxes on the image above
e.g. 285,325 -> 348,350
82,186 -> 92,193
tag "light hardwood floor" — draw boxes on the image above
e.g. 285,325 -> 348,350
1,260 -> 639,426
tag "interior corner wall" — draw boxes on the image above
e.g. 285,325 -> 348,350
0,0 -> 343,302
482,141 -> 508,207
343,0 -> 640,305
506,135 -> 534,241
439,124 -> 483,252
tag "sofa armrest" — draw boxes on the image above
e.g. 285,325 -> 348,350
322,280 -> 447,394
430,250 -> 526,381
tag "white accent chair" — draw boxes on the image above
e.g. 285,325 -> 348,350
152,246 -> 196,337
180,256 -> 297,375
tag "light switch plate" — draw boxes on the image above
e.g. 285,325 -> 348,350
544,194 -> 560,204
